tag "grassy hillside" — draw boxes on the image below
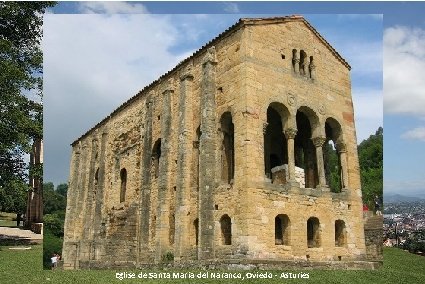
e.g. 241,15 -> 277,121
0,247 -> 424,283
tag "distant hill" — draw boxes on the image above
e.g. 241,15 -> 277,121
384,193 -> 424,203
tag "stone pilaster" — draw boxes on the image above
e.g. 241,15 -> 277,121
198,47 -> 217,260
64,146 -> 80,239
284,128 -> 297,184
175,66 -> 194,261
93,131 -> 108,238
336,142 -> 349,191
312,136 -> 328,188
138,98 -> 153,262
75,142 -> 89,239
155,84 -> 174,263
63,146 -> 81,268
82,138 -> 98,240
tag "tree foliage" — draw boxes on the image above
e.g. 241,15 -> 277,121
0,2 -> 55,213
358,127 -> 383,206
43,182 -> 67,215
324,142 -> 341,193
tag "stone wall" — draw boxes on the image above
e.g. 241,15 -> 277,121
364,215 -> 383,261
63,16 -> 367,269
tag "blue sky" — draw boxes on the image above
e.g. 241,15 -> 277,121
42,1 -> 425,199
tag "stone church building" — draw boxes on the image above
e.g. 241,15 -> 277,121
63,16 -> 367,269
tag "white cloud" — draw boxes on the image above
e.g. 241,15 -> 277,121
78,1 -> 148,14
401,127 -> 425,141
223,2 -> 240,13
43,14 -> 190,185
352,88 -> 383,142
384,26 -> 425,115
347,41 -> 383,75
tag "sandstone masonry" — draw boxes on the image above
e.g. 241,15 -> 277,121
62,16 -> 367,269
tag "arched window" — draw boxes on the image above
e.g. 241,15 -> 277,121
275,214 -> 290,245
295,107 -> 319,188
335,220 -> 347,247
324,118 -> 343,192
195,126 -> 201,190
220,214 -> 232,245
220,112 -> 234,184
152,139 -> 161,178
120,168 -> 127,203
194,218 -> 199,246
264,103 -> 289,181
307,217 -> 320,248
94,168 -> 99,185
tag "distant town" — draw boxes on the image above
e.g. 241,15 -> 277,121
382,198 -> 425,256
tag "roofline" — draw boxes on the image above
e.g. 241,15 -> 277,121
71,15 -> 350,146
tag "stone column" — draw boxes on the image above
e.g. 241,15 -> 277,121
336,142 -> 349,190
312,136 -> 328,188
293,51 -> 300,74
262,122 -> 269,177
309,59 -> 316,80
175,66 -> 194,261
138,98 -> 153,262
155,84 -> 174,263
284,128 -> 297,184
198,47 -> 217,260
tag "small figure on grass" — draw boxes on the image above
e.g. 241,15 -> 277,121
51,253 -> 60,270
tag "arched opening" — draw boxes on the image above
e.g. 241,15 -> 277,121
295,108 -> 319,188
264,103 -> 289,181
275,214 -> 290,245
94,168 -> 99,197
94,168 -> 99,185
335,220 -> 347,247
307,217 -> 320,248
324,118 -> 343,192
220,112 -> 234,184
220,214 -> 232,245
195,126 -> 201,190
120,168 -> 127,203
169,213 -> 175,245
194,218 -> 199,246
152,139 -> 161,178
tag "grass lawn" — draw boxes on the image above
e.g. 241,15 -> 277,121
1,247 -> 424,283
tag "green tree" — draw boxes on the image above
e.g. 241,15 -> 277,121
43,182 -> 66,214
0,2 -> 55,214
358,127 -> 383,207
324,142 -> 341,193
56,183 -> 68,197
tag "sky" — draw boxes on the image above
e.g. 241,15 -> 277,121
42,1 -> 425,199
